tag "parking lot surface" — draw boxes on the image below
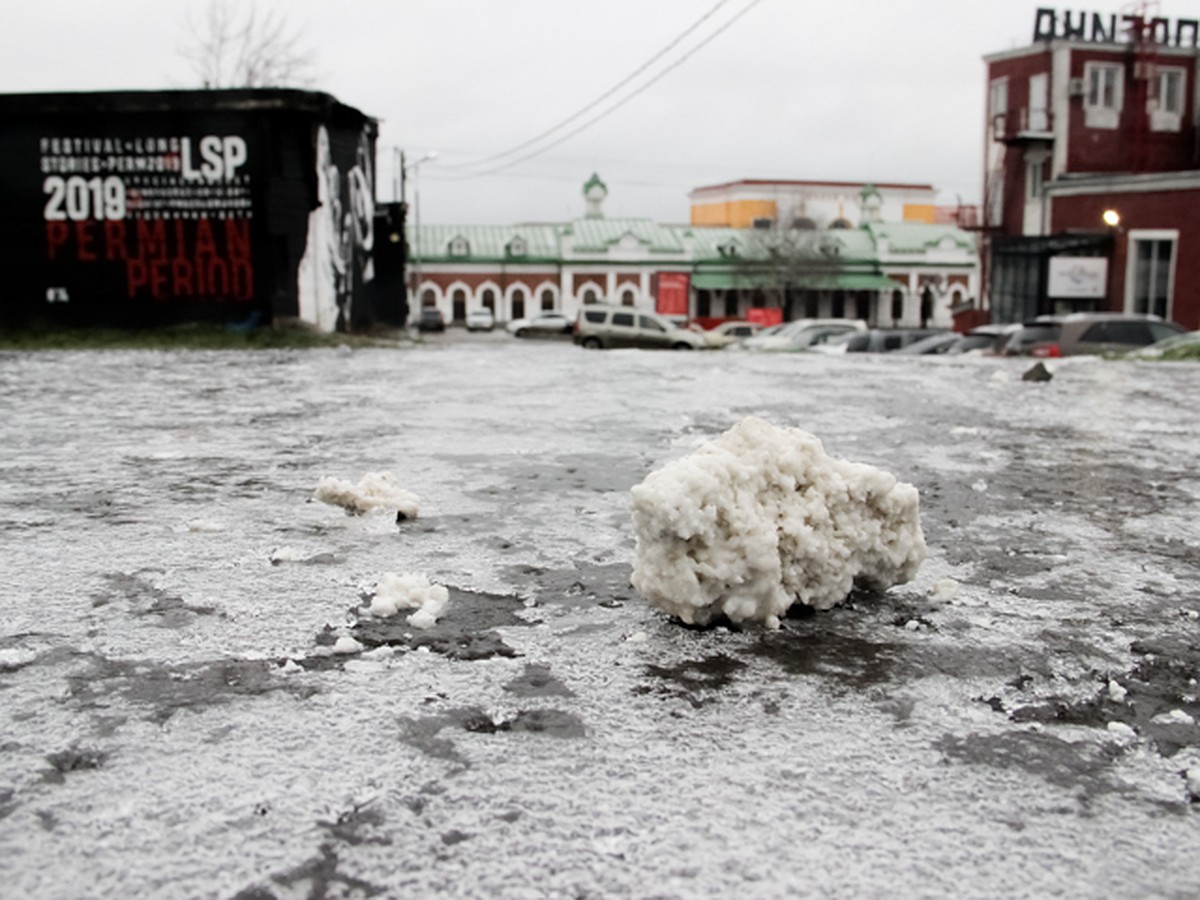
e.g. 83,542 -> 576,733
2,337 -> 1198,898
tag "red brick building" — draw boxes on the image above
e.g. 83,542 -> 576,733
982,6 -> 1200,330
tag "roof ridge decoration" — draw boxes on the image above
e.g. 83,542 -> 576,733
583,173 -> 608,219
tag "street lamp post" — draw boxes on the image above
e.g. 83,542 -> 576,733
402,151 -> 438,319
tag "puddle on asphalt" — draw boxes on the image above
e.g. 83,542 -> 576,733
62,652 -> 318,725
398,705 -> 587,765
92,571 -> 221,628
935,730 -> 1123,799
348,586 -> 531,661
1005,634 -> 1200,758
503,663 -> 575,698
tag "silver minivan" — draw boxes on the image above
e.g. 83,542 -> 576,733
573,304 -> 705,350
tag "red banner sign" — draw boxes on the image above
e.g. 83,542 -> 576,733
656,272 -> 690,316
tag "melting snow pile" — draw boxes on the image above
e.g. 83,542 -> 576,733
367,572 -> 449,629
313,472 -> 420,519
631,416 -> 926,628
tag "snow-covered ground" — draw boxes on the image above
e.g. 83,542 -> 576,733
1,336 -> 1197,898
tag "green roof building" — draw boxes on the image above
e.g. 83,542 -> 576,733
408,175 -> 978,328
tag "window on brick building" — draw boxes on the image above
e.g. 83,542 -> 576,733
1084,63 -> 1123,129
541,288 -> 555,311
1026,159 -> 1045,199
1129,233 -> 1176,320
1151,68 -> 1185,132
989,78 -> 1008,139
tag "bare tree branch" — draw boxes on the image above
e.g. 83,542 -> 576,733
181,0 -> 317,89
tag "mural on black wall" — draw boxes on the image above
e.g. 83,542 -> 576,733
38,133 -> 256,306
297,125 -> 375,331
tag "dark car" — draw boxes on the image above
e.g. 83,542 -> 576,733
997,318 -> 1063,357
417,306 -> 445,333
1055,313 -> 1185,356
1000,313 -> 1184,357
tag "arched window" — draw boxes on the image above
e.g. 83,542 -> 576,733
420,288 -> 436,307
511,288 -> 526,320
891,290 -> 904,323
920,288 -> 934,327
621,289 -> 635,306
541,288 -> 555,311
481,288 -> 496,311
582,287 -> 599,304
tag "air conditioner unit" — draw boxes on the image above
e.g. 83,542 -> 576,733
1068,77 -> 1086,97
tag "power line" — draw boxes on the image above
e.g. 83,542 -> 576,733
440,0 -> 733,172
439,0 -> 765,180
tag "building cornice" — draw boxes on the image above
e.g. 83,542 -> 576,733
1045,170 -> 1200,197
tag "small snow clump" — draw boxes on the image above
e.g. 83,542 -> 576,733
313,471 -> 420,519
369,572 -> 449,629
631,416 -> 926,627
333,636 -> 363,655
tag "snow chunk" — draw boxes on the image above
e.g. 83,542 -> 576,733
368,572 -> 449,629
631,416 -> 926,626
313,472 -> 420,518
1107,721 -> 1138,744
333,636 -> 363,655
1187,767 -> 1200,800
928,578 -> 959,606
1151,709 -> 1196,726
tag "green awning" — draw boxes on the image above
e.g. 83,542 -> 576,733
691,271 -> 901,291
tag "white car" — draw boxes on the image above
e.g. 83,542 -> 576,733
704,320 -> 762,349
465,307 -> 495,332
735,318 -> 867,352
506,312 -> 573,337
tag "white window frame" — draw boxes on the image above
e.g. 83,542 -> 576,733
1084,62 -> 1123,129
1123,229 -> 1177,320
989,77 -> 1008,139
1150,67 -> 1185,132
1025,159 -> 1045,200
1028,72 -> 1049,132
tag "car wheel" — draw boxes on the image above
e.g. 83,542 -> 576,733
582,337 -> 602,349
671,342 -> 694,350
514,328 -> 527,338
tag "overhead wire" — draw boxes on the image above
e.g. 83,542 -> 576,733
432,0 -> 766,181
437,0 -> 735,173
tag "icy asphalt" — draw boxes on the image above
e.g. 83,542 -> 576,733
1,331 -> 1198,899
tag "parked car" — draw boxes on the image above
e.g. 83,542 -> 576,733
836,328 -> 945,353
1126,330 -> 1200,360
956,324 -> 1019,354
735,318 -> 867,352
506,311 -> 574,337
1054,312 -> 1185,356
573,304 -> 705,350
895,332 -> 967,355
416,306 -> 445,333
465,307 -> 495,332
1000,313 -> 1185,357
704,320 -> 762,348
996,317 -> 1063,357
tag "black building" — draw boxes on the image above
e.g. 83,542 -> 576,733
0,89 -> 405,331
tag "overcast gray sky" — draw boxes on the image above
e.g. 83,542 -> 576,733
0,1 -> 1163,224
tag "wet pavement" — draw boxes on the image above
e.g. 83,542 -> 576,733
1,332 -> 1198,898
